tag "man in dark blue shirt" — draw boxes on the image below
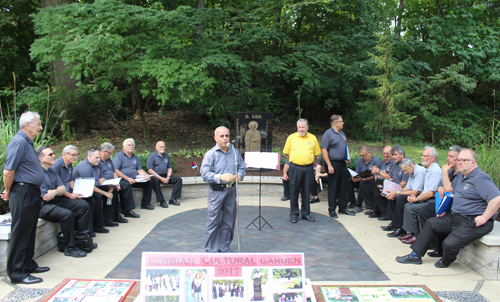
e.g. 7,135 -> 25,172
348,145 -> 381,213
2,112 -> 47,284
37,146 -> 91,258
147,141 -> 183,208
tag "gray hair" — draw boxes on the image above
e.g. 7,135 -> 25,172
297,118 -> 308,127
62,145 -> 78,155
359,145 -> 371,153
19,111 -> 40,129
391,145 -> 405,155
101,142 -> 115,152
214,126 -> 230,136
449,145 -> 462,153
399,158 -> 413,169
88,148 -> 100,156
123,138 -> 135,147
424,146 -> 438,162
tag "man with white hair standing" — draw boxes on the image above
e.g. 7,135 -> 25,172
113,138 -> 155,210
283,119 -> 320,223
201,126 -> 245,253
2,111 -> 48,284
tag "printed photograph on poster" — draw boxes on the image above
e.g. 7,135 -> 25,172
58,288 -> 78,296
388,287 -> 432,299
92,281 -> 110,288
185,269 -> 208,302
81,287 -> 99,295
145,296 -> 179,302
144,269 -> 181,294
271,269 -> 302,291
51,298 -> 79,302
273,292 -> 303,302
113,281 -> 133,288
211,278 -> 244,301
321,287 -> 359,302
72,280 -> 90,288
249,268 -> 269,301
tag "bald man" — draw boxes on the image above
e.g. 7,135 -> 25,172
147,141 -> 182,207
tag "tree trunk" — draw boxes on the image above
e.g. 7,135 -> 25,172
395,0 -> 404,36
196,0 -> 204,36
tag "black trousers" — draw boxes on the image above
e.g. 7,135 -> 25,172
391,194 -> 409,228
151,174 -> 183,200
39,196 -> 91,247
371,185 -> 389,217
7,184 -> 41,282
358,182 -> 377,210
118,179 -> 135,212
311,176 -> 328,196
418,202 -> 445,253
282,179 -> 289,198
97,186 -> 121,222
327,161 -> 348,211
132,180 -> 153,207
411,212 -> 494,265
351,179 -> 375,207
288,163 -> 313,218
84,194 -> 104,230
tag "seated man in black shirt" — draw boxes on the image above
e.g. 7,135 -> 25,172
36,146 -> 91,258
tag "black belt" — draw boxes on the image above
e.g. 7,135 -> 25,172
290,163 -> 313,167
14,182 -> 40,189
330,160 -> 345,163
210,183 -> 234,191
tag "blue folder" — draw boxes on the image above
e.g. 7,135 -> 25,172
435,192 -> 453,215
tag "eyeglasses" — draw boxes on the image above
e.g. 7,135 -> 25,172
335,120 -> 345,124
457,158 -> 473,163
46,152 -> 54,157
219,135 -> 230,138
68,153 -> 79,158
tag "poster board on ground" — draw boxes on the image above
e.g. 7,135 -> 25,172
140,252 -> 306,302
44,279 -> 135,302
315,285 -> 442,302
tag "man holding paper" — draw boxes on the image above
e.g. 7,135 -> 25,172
100,142 -> 139,219
397,149 -> 500,268
348,146 -> 380,213
201,126 -> 245,252
321,114 -> 354,218
114,138 -> 155,210
37,146 -> 91,258
283,119 -> 320,223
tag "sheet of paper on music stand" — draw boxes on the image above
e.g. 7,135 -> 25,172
101,178 -> 121,186
348,168 -> 358,177
382,179 -> 402,195
73,178 -> 95,198
244,152 -> 281,170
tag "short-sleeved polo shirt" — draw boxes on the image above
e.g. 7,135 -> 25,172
439,168 -> 458,187
73,158 -> 103,186
391,158 -> 411,184
49,157 -> 73,192
147,151 -> 172,175
452,167 -> 500,219
422,162 -> 442,193
99,158 -> 115,180
113,150 -> 142,178
283,132 -> 320,166
378,159 -> 395,175
321,127 -> 347,161
4,130 -> 44,186
40,167 -> 64,198
406,164 -> 426,192
355,155 -> 380,173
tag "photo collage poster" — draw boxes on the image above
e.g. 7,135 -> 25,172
141,252 -> 305,302
45,279 -> 135,302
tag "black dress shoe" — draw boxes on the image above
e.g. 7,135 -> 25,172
364,210 -> 374,215
377,216 -> 391,221
381,224 -> 397,231
169,198 -> 181,206
338,208 -> 355,215
93,243 -> 98,249
290,217 -> 298,223
31,267 -> 50,273
113,215 -> 128,223
12,275 -> 43,284
64,246 -> 87,258
141,205 -> 154,210
387,228 -> 407,237
124,210 -> 140,218
435,258 -> 454,268
329,211 -> 338,218
347,203 -> 355,209
105,221 -> 119,227
91,232 -> 96,238
309,197 -> 320,204
281,196 -> 290,201
160,201 -> 169,208
396,254 -> 422,264
301,215 -> 315,222
427,250 -> 442,258
369,212 -> 381,218
94,226 -> 110,233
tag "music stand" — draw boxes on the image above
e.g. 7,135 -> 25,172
244,152 -> 280,231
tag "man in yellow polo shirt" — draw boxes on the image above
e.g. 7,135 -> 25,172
283,119 -> 321,223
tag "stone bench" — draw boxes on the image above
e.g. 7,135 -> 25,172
0,176 -> 284,276
457,220 -> 500,280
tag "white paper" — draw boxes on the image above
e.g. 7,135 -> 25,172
382,179 -> 402,195
135,175 -> 150,183
244,152 -> 280,170
73,177 -> 95,198
319,178 -> 323,191
101,178 -> 121,186
348,168 -> 358,177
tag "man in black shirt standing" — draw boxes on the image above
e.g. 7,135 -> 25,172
2,111 -> 48,284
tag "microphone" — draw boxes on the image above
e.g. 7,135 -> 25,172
226,140 -> 236,148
